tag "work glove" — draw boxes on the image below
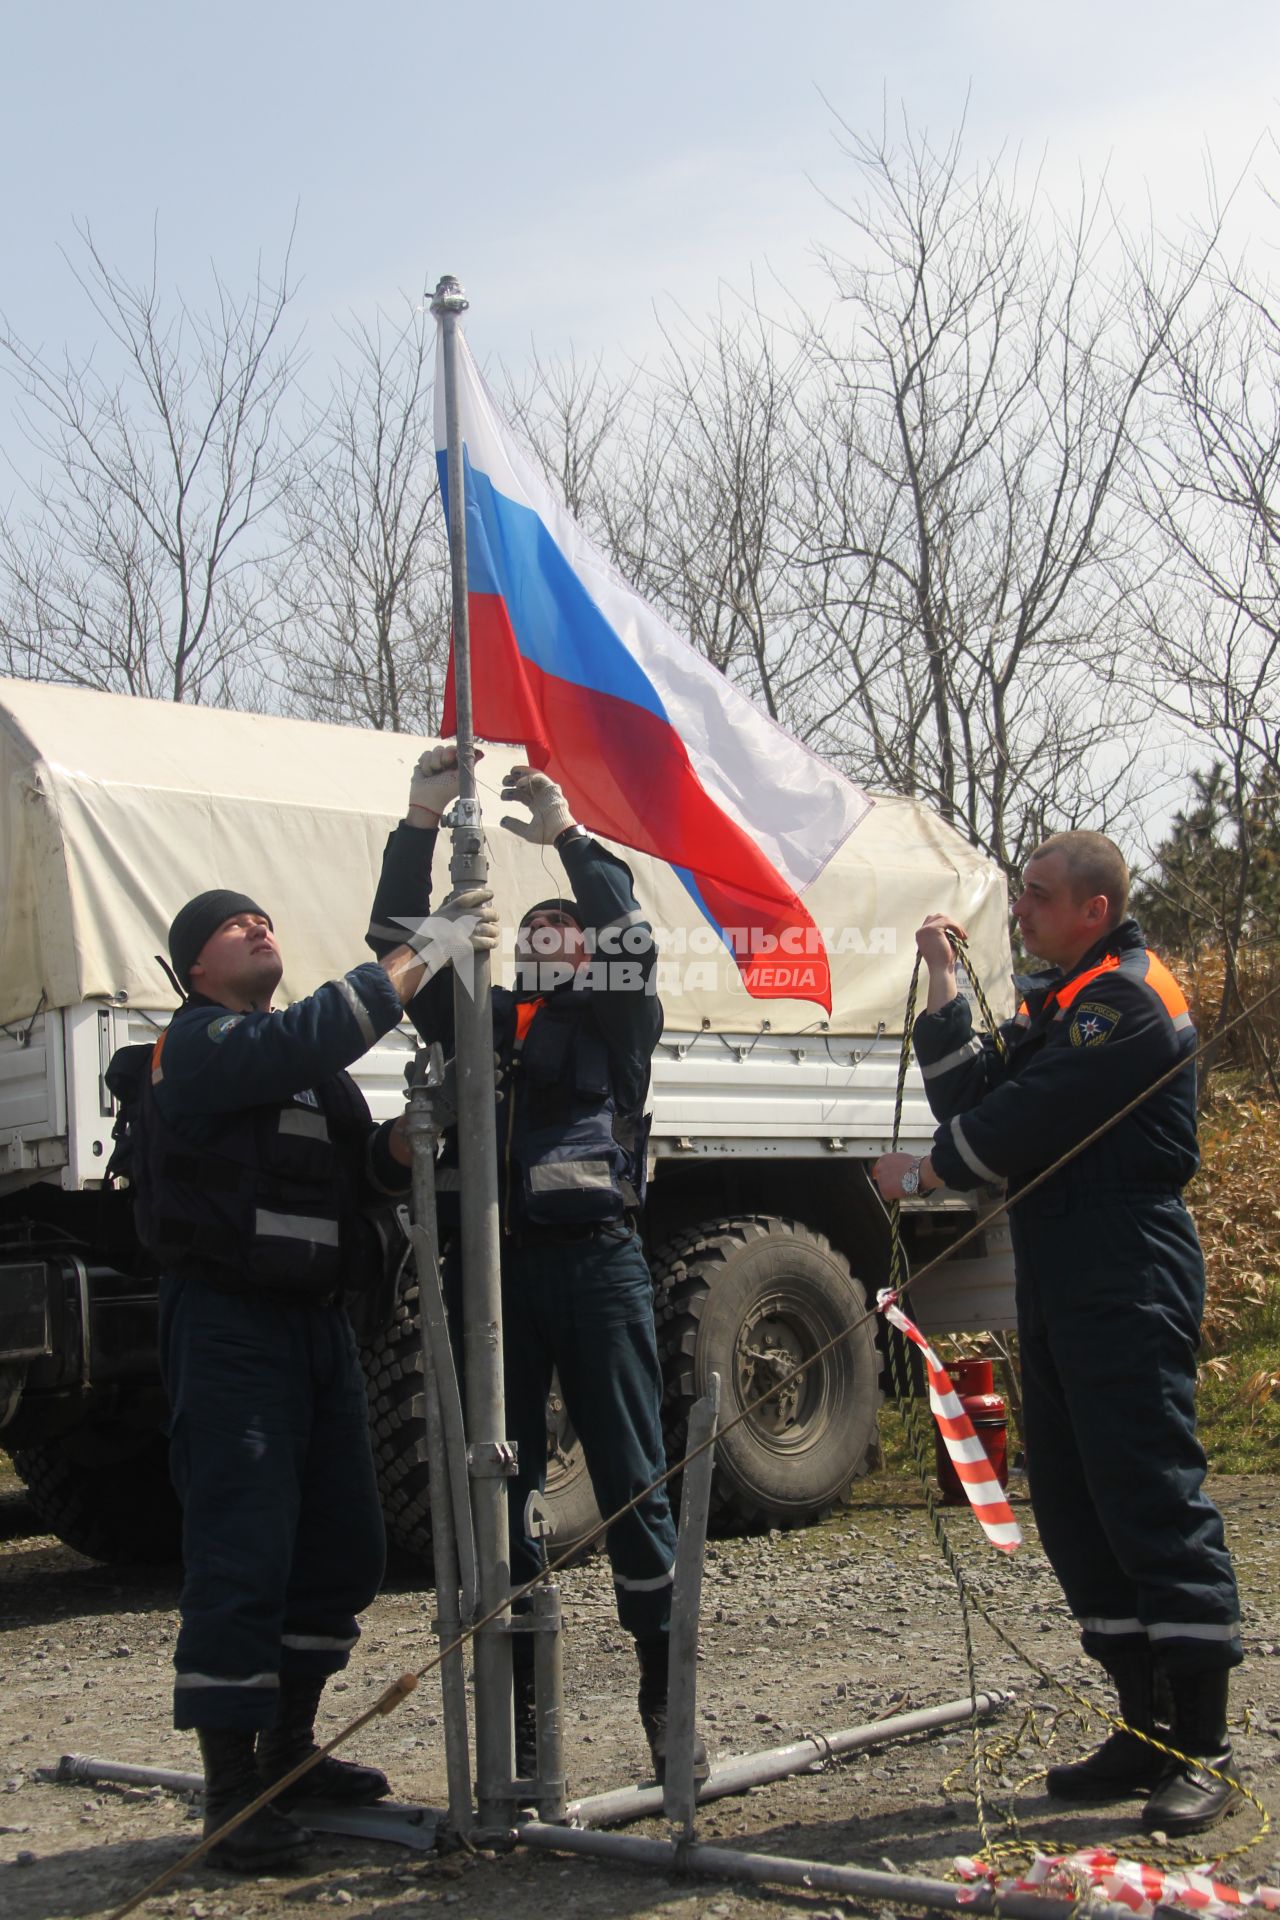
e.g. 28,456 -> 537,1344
399,887 -> 500,978
500,765 -> 575,845
407,742 -> 463,824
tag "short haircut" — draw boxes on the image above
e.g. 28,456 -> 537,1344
1028,832 -> 1129,925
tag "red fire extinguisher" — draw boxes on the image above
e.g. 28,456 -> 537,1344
934,1357 -> 1009,1506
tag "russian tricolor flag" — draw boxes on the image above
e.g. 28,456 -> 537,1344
435,329 -> 870,1010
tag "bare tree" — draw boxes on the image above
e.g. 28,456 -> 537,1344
789,120 -> 1210,876
502,346 -> 637,525
274,295 -> 450,733
502,304 -> 830,729
0,224 -> 299,703
492,127 -> 1207,883
1129,219 -> 1280,1070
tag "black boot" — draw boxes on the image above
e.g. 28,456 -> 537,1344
1142,1669 -> 1241,1837
257,1676 -> 390,1808
198,1727 -> 312,1872
512,1637 -> 539,1781
636,1638 -> 710,1787
1045,1648 -> 1170,1801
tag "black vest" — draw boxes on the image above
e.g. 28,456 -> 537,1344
133,1037 -> 357,1296
503,990 -> 646,1231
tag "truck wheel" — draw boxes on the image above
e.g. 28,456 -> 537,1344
12,1426 -> 182,1564
360,1280 -> 603,1567
652,1215 -> 879,1533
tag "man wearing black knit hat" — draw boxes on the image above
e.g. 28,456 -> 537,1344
136,876 -> 497,1869
368,749 -> 707,1791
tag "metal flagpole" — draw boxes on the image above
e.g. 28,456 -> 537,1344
430,273 -> 516,1833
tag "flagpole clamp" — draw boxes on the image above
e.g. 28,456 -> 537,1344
431,274 -> 469,316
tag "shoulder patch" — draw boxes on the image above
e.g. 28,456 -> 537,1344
1069,1000 -> 1122,1048
207,1013 -> 246,1042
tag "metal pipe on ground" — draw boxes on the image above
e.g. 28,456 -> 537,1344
514,1821 -> 1138,1920
567,1690 -> 1013,1829
54,1757 -> 442,1852
57,1692 -> 1009,1820
55,1756 -> 202,1794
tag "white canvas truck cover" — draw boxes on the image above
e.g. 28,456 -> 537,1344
0,677 -> 1014,1033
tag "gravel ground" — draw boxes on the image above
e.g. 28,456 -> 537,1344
3,1471 -> 1279,1920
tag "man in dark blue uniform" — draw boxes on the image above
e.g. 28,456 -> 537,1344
368,746 -> 706,1786
141,877 -> 495,1868
873,831 -> 1242,1838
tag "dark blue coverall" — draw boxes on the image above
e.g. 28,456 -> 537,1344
369,824 -> 678,1642
149,964 -> 410,1729
914,918 -> 1241,1675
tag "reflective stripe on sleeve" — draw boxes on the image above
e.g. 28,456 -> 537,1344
920,1036 -> 983,1081
528,1159 -> 615,1193
333,973 -> 378,1047
949,1115 -> 1002,1184
279,1108 -> 330,1142
255,1209 -> 341,1248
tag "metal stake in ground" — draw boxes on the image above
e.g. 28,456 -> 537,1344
663,1373 -> 720,1837
431,271 -> 517,1832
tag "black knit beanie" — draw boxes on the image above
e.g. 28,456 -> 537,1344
518,896 -> 582,933
168,889 -> 273,989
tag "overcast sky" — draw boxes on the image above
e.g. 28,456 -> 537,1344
4,1 -> 1277,380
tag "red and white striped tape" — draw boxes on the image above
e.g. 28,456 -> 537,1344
956,1848 -> 1280,1918
877,1290 -> 1022,1553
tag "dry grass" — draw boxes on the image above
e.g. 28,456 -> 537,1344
1179,942 -> 1280,1080
1189,1086 -> 1280,1347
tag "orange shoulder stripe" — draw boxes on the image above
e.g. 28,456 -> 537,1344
1052,953 -> 1120,1013
1051,949 -> 1190,1022
1138,951 -> 1190,1020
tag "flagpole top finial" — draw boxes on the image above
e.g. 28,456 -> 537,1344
431,274 -> 469,316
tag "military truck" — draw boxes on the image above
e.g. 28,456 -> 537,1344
0,678 -> 1016,1564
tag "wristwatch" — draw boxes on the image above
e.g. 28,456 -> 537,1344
900,1159 -> 922,1197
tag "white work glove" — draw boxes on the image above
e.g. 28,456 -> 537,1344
407,742 -> 463,825
398,887 -> 500,978
500,765 -> 575,845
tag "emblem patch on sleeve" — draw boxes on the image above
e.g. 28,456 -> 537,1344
1068,1001 -> 1122,1048
207,1013 -> 246,1042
